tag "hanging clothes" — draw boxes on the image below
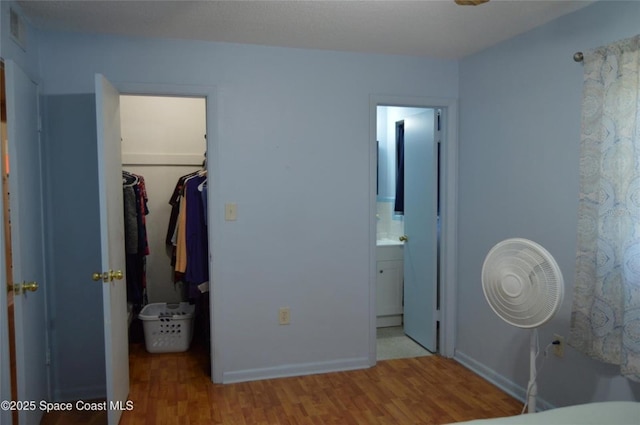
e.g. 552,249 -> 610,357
166,171 -> 199,273
123,170 -> 150,310
166,170 -> 209,299
184,173 -> 208,289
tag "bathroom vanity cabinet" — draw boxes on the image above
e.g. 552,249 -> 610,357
376,243 -> 404,327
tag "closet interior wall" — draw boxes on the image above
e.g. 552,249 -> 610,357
120,95 -> 207,305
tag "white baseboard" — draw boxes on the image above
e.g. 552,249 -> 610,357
222,357 -> 370,384
54,385 -> 106,403
454,350 -> 555,412
376,315 -> 402,327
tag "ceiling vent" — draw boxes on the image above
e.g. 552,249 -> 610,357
10,8 -> 27,50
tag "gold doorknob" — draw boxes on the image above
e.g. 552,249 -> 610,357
110,270 -> 124,281
22,282 -> 38,292
92,270 -> 123,282
399,235 -> 408,242
10,281 -> 39,295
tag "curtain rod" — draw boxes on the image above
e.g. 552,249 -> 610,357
573,52 -> 584,62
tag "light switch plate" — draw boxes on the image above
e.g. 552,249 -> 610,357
279,307 -> 290,325
225,203 -> 237,221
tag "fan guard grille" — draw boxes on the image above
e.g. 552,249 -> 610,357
482,238 -> 564,328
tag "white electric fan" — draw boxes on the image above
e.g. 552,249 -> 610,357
481,238 -> 564,413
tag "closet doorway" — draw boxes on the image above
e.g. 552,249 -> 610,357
119,94 -> 210,376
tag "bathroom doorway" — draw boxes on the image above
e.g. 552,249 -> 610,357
371,94 -> 459,364
375,105 -> 440,360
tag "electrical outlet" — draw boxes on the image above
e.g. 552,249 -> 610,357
553,334 -> 564,358
279,307 -> 290,325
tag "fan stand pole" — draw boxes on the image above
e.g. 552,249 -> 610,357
528,329 -> 537,413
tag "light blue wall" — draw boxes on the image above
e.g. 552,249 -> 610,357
2,1 -> 106,403
37,31 -> 458,385
42,94 -> 105,400
25,0 -> 640,406
0,2 -> 39,79
458,0 -> 640,408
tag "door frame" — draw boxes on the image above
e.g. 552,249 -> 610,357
3,59 -> 50,424
109,80 -> 221,383
0,58 -> 12,425
369,95 -> 458,364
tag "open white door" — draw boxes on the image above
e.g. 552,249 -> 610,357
402,110 -> 438,352
95,74 -> 129,425
4,60 -> 49,425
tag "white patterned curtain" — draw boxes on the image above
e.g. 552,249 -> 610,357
570,35 -> 640,382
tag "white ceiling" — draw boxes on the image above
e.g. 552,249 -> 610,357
17,0 -> 593,59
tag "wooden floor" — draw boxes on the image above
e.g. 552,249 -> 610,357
42,340 -> 522,425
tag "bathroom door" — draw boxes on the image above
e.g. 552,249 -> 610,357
4,60 -> 49,425
402,110 -> 437,352
95,74 -> 129,425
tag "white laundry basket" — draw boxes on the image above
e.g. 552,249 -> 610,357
138,302 -> 195,353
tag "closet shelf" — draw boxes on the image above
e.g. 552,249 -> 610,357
122,153 -> 205,166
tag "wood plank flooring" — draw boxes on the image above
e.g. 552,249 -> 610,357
42,340 -> 522,425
